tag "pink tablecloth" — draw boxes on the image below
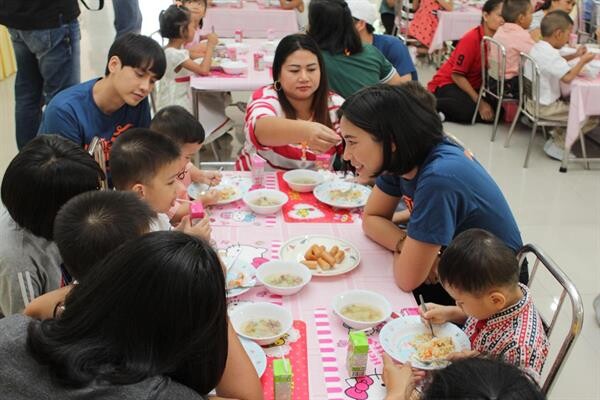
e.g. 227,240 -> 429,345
199,1 -> 299,38
190,39 -> 273,91
429,7 -> 482,53
565,76 -> 600,149
213,172 -> 417,399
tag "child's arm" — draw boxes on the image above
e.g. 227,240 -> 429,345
563,45 -> 587,61
181,33 -> 218,76
214,320 -> 263,400
278,0 -> 304,12
188,41 -> 208,60
189,165 -> 222,186
175,215 -> 212,240
382,354 -> 415,400
392,209 -> 411,224
420,303 -> 467,325
436,0 -> 453,11
23,285 -> 73,320
561,52 -> 595,83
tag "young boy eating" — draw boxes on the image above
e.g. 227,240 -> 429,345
492,0 -> 535,98
24,191 -> 156,320
528,10 -> 599,160
110,128 -> 211,239
421,228 -> 549,383
150,105 -> 222,222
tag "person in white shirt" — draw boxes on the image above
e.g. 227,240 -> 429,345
526,10 -> 598,160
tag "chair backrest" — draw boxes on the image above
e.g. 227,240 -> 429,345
480,36 -> 506,99
518,244 -> 584,396
518,52 -> 542,120
394,0 -> 415,38
88,137 -> 109,190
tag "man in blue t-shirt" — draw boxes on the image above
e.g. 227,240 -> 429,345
38,33 -> 166,147
348,0 -> 418,81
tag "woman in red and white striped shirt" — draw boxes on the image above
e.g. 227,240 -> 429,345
236,34 -> 345,171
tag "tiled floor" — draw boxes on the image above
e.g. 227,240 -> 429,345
0,2 -> 599,398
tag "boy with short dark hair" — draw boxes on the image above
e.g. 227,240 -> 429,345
492,0 -> 535,97
110,128 -> 212,239
23,190 -> 156,320
38,33 -> 166,146
422,228 -> 549,383
528,10 -> 599,159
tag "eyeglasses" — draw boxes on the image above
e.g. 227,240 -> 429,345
177,168 -> 189,180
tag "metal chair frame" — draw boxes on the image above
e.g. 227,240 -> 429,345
505,52 -> 570,167
472,36 -> 512,141
518,244 -> 584,396
393,0 -> 418,45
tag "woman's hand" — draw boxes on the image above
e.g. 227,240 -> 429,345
304,122 -> 340,153
478,100 -> 494,121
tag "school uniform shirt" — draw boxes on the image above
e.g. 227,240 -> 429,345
492,23 -> 535,79
0,314 -> 207,399
235,85 -> 344,171
157,47 -> 194,113
150,213 -> 173,232
528,40 -> 571,105
375,139 -> 522,251
463,284 -> 549,383
38,78 -> 151,146
372,34 -> 418,81
428,25 -> 484,93
529,10 -> 545,31
0,208 -> 62,316
321,44 -> 395,98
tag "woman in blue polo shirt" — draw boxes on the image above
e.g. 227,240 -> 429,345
339,84 -> 524,305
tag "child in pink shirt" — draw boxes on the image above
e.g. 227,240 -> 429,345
492,0 -> 535,97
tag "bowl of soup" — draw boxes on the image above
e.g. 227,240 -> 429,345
332,290 -> 392,330
230,302 -> 293,345
256,260 -> 312,295
283,169 -> 323,193
243,189 -> 288,215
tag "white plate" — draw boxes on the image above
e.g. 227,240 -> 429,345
188,177 -> 252,205
279,235 -> 361,276
239,336 -> 267,377
225,257 -> 256,298
313,181 -> 371,209
379,316 -> 471,370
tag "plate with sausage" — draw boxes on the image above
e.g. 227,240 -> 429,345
279,235 -> 361,276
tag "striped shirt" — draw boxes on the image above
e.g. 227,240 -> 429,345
463,283 -> 549,383
235,86 -> 345,171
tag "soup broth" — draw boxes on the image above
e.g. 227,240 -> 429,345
241,318 -> 282,338
340,303 -> 382,322
265,273 -> 303,287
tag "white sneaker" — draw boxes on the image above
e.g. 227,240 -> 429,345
438,112 -> 446,122
520,115 -> 533,127
543,139 -> 575,160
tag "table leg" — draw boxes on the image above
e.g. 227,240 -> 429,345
192,88 -> 199,120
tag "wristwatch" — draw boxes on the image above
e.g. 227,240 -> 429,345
394,230 -> 408,253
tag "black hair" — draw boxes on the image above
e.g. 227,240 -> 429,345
27,231 -> 229,395
339,84 -> 444,176
104,33 -> 166,79
150,105 -> 206,145
438,229 -> 520,295
501,0 -> 532,23
159,4 -> 192,39
110,128 -> 181,190
272,34 -> 334,128
422,357 -> 545,399
54,191 -> 156,280
481,0 -> 504,24
1,135 -> 104,241
308,0 -> 363,55
400,81 -> 437,113
540,10 -> 573,37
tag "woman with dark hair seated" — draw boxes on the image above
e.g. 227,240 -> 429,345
307,0 -> 408,99
0,231 -> 262,399
339,85 -> 525,305
0,135 -> 105,316
382,355 -> 545,400
236,33 -> 344,171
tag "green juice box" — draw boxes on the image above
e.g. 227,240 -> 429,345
346,331 -> 368,377
273,358 -> 292,400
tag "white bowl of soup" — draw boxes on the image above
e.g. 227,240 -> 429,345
221,60 -> 248,75
256,260 -> 312,295
332,290 -> 392,330
243,189 -> 288,215
230,302 -> 293,345
283,169 -> 323,193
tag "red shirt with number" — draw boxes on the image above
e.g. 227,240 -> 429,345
427,25 -> 484,93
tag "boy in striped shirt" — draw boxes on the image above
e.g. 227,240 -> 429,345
421,228 -> 549,383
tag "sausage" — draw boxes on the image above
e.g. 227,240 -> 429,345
301,260 -> 318,269
320,250 -> 336,266
305,244 -> 321,260
329,245 -> 339,257
317,257 -> 332,270
334,250 -> 345,263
